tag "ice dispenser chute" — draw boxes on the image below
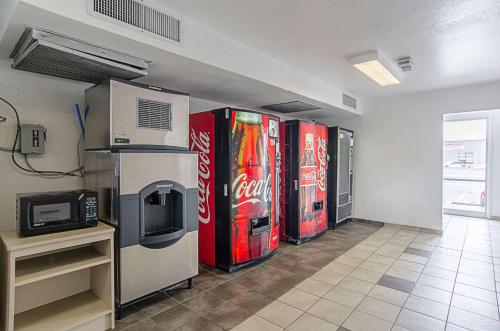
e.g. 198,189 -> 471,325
139,180 -> 186,248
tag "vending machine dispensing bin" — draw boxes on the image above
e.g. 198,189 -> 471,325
190,108 -> 280,271
280,120 -> 328,244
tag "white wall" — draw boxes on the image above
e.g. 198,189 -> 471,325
336,82 -> 500,230
0,59 -> 88,230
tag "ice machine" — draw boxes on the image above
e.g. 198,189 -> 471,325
85,150 -> 198,316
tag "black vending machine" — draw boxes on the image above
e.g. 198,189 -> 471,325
327,127 -> 354,228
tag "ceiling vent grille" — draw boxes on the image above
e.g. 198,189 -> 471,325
137,98 -> 172,131
91,0 -> 181,42
261,101 -> 320,113
342,94 -> 357,109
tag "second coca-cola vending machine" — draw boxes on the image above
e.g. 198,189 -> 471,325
190,108 -> 280,271
280,120 -> 328,244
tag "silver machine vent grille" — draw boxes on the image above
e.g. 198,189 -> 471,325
92,0 -> 181,42
13,43 -> 143,83
10,27 -> 148,84
137,98 -> 172,131
342,94 -> 357,109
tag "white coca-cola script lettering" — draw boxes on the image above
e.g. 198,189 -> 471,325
231,173 -> 271,208
301,170 -> 317,181
190,128 -> 211,224
317,137 -> 327,191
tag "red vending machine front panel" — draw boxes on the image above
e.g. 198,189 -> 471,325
316,124 -> 328,234
189,112 -> 216,266
279,122 -> 287,241
230,111 -> 279,265
298,122 -> 328,238
280,120 -> 328,243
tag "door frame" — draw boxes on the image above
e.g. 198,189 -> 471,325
442,112 -> 492,219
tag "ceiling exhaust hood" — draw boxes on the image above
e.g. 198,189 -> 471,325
261,101 -> 321,113
9,27 -> 148,84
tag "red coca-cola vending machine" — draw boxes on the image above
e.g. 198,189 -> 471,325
190,108 -> 280,271
280,120 -> 328,244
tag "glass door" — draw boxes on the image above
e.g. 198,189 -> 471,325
442,118 -> 488,217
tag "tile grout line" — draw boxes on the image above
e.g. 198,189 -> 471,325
443,217 -> 470,330
390,229 -> 425,330
490,219 -> 500,322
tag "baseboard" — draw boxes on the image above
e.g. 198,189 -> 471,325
353,218 -> 443,235
351,218 -> 384,228
491,215 -> 500,221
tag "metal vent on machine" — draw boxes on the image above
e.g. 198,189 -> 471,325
10,27 -> 148,83
261,101 -> 321,113
91,0 -> 181,42
137,98 -> 172,131
342,94 -> 357,109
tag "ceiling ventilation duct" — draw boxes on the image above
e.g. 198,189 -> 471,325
342,94 -> 357,109
10,27 -> 148,84
261,101 -> 321,113
88,0 -> 181,43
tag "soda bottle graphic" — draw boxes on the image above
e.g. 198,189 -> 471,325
231,111 -> 271,264
300,133 -> 317,224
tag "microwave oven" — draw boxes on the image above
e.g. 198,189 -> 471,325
16,190 -> 98,236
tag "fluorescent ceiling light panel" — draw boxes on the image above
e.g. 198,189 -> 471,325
351,51 -> 402,86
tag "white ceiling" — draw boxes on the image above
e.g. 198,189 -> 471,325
0,0 -> 362,121
155,0 -> 500,99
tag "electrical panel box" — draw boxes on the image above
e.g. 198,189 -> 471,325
20,124 -> 45,154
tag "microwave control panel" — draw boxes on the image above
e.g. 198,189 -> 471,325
84,195 -> 98,221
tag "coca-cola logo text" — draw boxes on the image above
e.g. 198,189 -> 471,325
301,170 -> 317,181
190,128 -> 211,224
317,137 -> 327,191
232,173 -> 271,208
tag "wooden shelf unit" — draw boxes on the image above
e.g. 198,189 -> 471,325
1,223 -> 115,331
15,246 -> 111,287
14,291 -> 111,331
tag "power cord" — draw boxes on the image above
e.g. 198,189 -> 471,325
0,97 -> 83,177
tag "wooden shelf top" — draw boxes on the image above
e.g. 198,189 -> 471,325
15,246 -> 111,287
14,290 -> 111,331
0,222 -> 114,252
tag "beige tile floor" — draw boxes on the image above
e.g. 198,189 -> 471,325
233,215 -> 500,331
